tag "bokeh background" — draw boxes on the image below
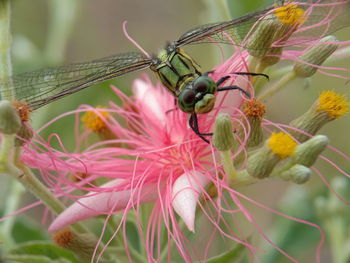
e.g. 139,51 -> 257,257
1,0 -> 349,262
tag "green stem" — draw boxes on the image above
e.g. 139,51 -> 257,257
17,164 -> 88,234
105,215 -> 123,246
253,62 -> 270,95
267,46 -> 350,81
221,150 -> 238,185
123,245 -> 146,263
0,135 -> 22,182
11,149 -> 90,235
159,220 -> 187,262
0,0 -> 16,173
254,61 -> 268,75
215,0 -> 231,21
0,180 -> 25,251
0,134 -> 14,163
7,161 -> 109,260
258,71 -> 297,101
0,0 -> 13,100
248,56 -> 259,73
325,216 -> 347,263
231,170 -> 258,187
44,0 -> 80,65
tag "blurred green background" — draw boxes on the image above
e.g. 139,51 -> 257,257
1,0 -> 350,262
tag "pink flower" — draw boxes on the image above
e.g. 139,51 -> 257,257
25,66 -> 253,261
16,2 -> 350,262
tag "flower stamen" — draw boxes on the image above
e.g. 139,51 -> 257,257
273,3 -> 305,25
317,90 -> 349,119
267,132 -> 297,159
81,107 -> 110,133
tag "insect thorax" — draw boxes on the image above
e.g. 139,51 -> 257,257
150,45 -> 202,96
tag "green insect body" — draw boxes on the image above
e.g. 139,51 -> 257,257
152,45 -> 218,114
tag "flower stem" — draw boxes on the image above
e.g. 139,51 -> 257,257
220,150 -> 238,184
0,134 -> 14,163
268,46 -> 350,80
0,0 -> 14,99
248,56 -> 259,73
253,62 -> 270,94
13,148 -> 89,234
231,170 -> 257,187
258,71 -> 297,101
44,0 -> 80,65
0,180 -> 25,251
0,135 -> 22,181
215,0 -> 231,21
15,162 -> 88,234
0,0 -> 16,173
325,216 -> 347,263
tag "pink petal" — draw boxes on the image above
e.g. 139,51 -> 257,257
172,171 -> 209,232
49,179 -> 157,232
133,78 -> 166,124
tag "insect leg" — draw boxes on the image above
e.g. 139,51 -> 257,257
217,86 -> 251,98
189,113 -> 212,143
227,72 -> 269,80
216,76 -> 231,86
216,72 -> 269,87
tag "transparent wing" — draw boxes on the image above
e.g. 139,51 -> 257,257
177,7 -> 271,46
176,0 -> 350,47
0,52 -> 152,110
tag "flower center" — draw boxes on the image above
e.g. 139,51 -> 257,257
274,3 -> 305,25
317,90 -> 349,119
268,132 -> 297,159
81,107 -> 109,133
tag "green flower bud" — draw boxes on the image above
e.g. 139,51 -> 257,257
259,47 -> 283,67
243,99 -> 266,147
0,100 -> 21,134
294,135 -> 328,167
280,164 -> 311,184
294,35 -> 338,78
213,113 -> 235,151
52,229 -> 99,262
246,146 -> 279,179
247,4 -> 304,58
247,16 -> 283,58
290,91 -> 348,142
247,132 -> 297,179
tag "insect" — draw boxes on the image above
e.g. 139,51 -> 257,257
0,0 -> 349,141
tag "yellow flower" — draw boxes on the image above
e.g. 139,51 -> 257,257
81,107 -> 109,133
317,90 -> 349,119
268,132 -> 297,159
274,3 -> 305,25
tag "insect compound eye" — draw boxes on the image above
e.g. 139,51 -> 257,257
178,88 -> 196,113
193,76 -> 217,94
194,80 -> 208,93
183,89 -> 196,104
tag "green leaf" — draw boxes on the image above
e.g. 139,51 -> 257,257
206,243 -> 246,263
12,216 -> 48,243
5,254 -> 72,263
8,241 -> 84,263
